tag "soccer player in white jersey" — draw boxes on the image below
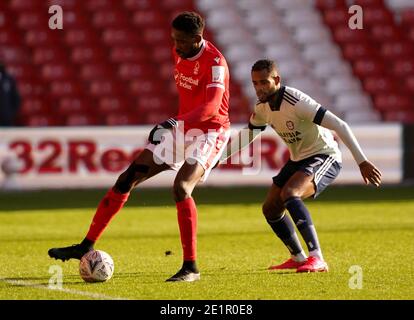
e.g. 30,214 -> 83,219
221,59 -> 382,272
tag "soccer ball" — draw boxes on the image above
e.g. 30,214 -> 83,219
79,250 -> 114,283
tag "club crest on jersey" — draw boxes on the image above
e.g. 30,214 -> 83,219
193,61 -> 200,75
286,121 -> 294,130
214,57 -> 220,64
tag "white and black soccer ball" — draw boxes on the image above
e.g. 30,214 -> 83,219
79,250 -> 114,283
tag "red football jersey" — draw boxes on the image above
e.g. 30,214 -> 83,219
173,40 -> 230,132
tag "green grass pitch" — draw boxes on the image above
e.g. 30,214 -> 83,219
0,185 -> 413,300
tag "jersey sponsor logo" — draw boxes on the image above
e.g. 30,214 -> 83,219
212,66 -> 225,83
174,70 -> 199,90
277,130 -> 302,144
286,121 -> 294,130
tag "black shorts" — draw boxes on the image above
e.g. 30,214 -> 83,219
272,154 -> 342,198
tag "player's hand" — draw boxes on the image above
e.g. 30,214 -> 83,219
148,118 -> 177,145
359,160 -> 382,187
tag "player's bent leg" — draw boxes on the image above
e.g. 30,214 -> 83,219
48,149 -> 170,262
280,171 -> 328,272
263,184 -> 307,270
166,161 -> 204,282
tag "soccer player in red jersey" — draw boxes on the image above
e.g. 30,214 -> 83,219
48,12 -> 231,282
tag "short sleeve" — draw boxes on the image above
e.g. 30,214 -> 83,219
294,97 -> 325,124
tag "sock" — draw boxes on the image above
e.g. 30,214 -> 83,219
266,213 -> 306,261
85,188 -> 130,242
176,197 -> 198,262
284,197 -> 323,260
80,238 -> 95,250
183,260 -> 199,273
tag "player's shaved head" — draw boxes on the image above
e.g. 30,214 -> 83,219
172,11 -> 205,36
252,59 -> 279,76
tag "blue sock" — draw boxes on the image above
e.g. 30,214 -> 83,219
284,197 -> 321,254
266,213 -> 304,255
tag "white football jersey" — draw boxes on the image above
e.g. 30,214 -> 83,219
249,86 -> 342,162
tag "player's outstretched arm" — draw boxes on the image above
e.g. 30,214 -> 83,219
218,125 -> 264,165
320,110 -> 382,187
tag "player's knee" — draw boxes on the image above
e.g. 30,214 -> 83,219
173,180 -> 193,201
262,201 -> 284,220
280,186 -> 301,202
114,163 -> 150,194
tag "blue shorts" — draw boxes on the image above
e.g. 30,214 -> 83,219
272,154 -> 342,198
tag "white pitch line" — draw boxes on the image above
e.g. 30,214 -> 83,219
0,278 -> 129,300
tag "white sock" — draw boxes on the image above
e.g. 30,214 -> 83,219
309,249 -> 323,260
291,250 -> 307,262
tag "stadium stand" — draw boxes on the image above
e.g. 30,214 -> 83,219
0,0 -> 250,126
0,0 -> 413,126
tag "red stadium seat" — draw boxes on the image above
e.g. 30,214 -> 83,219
342,43 -> 377,61
129,79 -> 164,95
65,113 -> 100,126
405,76 -> 414,94
80,64 -> 115,81
84,0 -> 117,10
370,24 -> 402,42
57,97 -> 93,115
109,47 -> 149,63
333,26 -> 368,44
363,7 -> 393,26
315,0 -> 347,10
103,112 -> 140,126
152,45 -> 173,63
353,59 -> 385,78
0,46 -> 29,64
392,59 -> 414,77
143,28 -> 170,45
117,63 -> 154,80
381,42 -> 414,60
61,10 -> 89,28
33,47 -> 67,65
22,114 -> 62,127
401,9 -> 414,28
64,29 -> 100,46
383,111 -> 414,123
323,8 -> 349,27
46,0 -> 82,8
101,28 -> 139,46
20,98 -> 51,116
123,0 -> 155,10
71,46 -> 106,64
6,63 -> 38,80
98,97 -> 131,113
92,10 -> 130,28
89,80 -> 124,96
25,29 -> 60,47
17,79 -> 47,97
354,0 -> 385,6
374,93 -> 413,112
41,63 -> 74,81
10,0 -> 44,10
161,0 -> 194,11
363,77 -> 398,95
50,80 -> 84,97
0,30 -> 22,45
132,10 -> 166,28
17,12 -> 49,30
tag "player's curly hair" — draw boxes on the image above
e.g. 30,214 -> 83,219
252,59 -> 279,74
172,11 -> 205,35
